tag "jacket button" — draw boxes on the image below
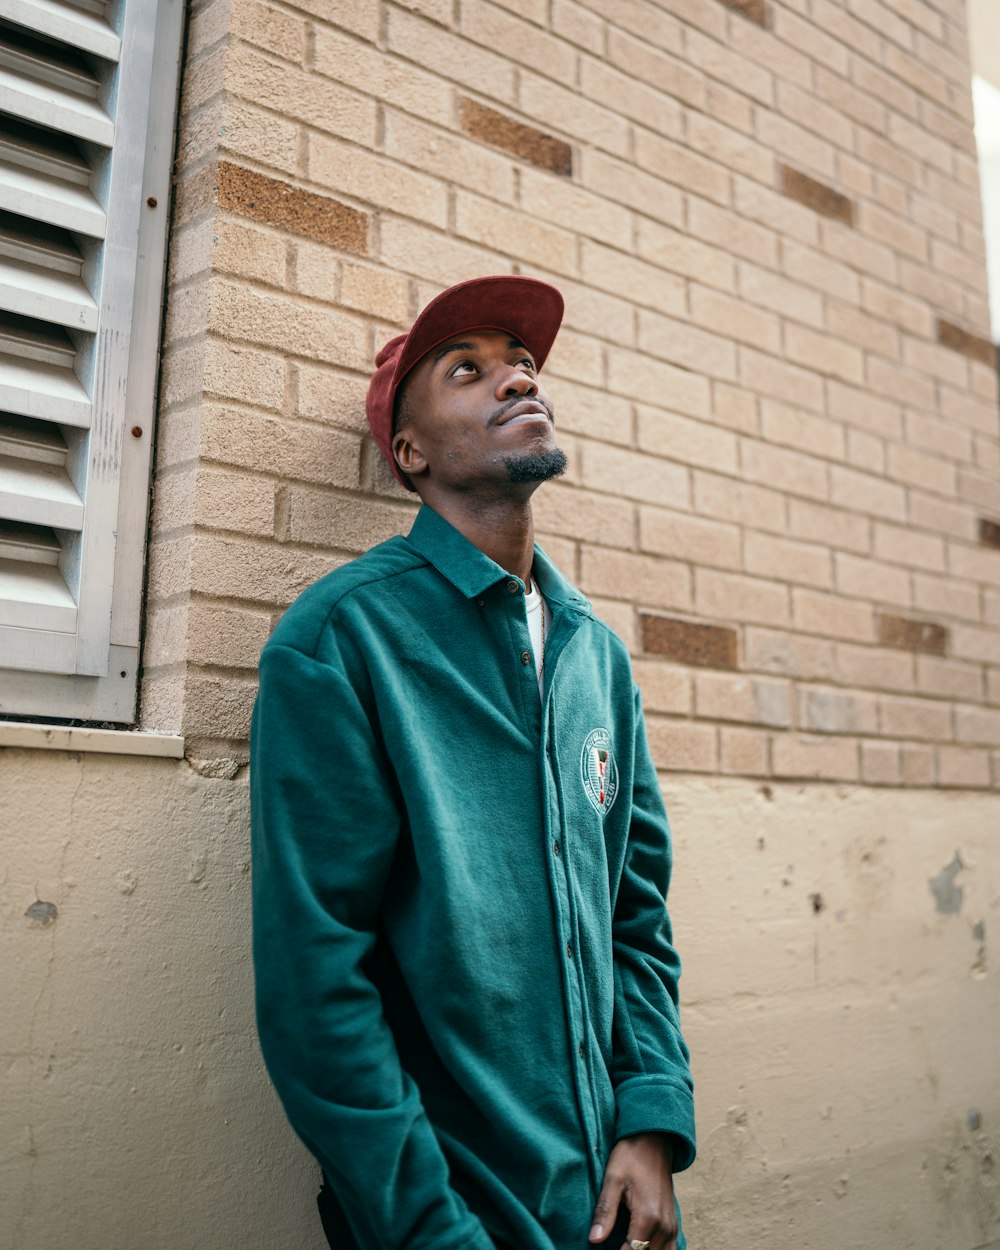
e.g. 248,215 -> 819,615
520,650 -> 532,665
505,579 -> 520,594
553,840 -> 561,856
578,1042 -> 585,1058
566,942 -> 573,958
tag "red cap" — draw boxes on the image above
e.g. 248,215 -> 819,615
366,274 -> 564,490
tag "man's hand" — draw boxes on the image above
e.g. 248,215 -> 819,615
588,1132 -> 677,1250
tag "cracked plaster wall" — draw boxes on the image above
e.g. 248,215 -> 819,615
2,749 -> 998,1249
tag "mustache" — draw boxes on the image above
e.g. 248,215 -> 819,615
488,395 -> 556,427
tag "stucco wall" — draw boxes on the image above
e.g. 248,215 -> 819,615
4,748 -> 998,1249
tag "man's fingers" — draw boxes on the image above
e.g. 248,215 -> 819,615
588,1173 -> 625,1243
622,1208 -> 677,1250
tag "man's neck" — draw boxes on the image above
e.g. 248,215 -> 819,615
424,494 -> 536,585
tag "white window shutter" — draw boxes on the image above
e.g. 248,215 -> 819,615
0,0 -> 184,721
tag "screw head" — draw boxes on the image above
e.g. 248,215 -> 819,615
131,426 -> 143,438
146,196 -> 157,207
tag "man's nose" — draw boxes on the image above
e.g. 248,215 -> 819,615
495,366 -> 537,398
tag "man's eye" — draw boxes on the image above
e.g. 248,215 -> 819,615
519,358 -> 537,371
452,360 -> 477,376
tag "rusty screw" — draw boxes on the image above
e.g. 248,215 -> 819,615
131,426 -> 143,438
147,196 -> 157,207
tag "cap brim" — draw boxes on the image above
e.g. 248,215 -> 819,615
393,275 -> 564,387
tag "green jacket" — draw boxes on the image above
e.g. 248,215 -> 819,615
251,504 -> 695,1250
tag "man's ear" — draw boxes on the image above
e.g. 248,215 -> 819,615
392,429 -> 428,481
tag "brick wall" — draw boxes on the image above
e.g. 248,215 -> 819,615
146,0 -> 1000,788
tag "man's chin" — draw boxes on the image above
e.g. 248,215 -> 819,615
502,447 -> 569,484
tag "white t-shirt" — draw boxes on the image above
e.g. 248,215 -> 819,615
524,578 -> 551,693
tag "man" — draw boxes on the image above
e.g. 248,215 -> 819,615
251,275 -> 695,1250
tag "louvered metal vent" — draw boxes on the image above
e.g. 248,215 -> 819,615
0,0 -> 183,718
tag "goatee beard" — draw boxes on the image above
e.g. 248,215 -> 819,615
503,447 -> 569,484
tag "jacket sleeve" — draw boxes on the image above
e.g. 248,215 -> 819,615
251,641 -> 494,1250
609,685 -> 696,1172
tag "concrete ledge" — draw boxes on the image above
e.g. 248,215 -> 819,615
0,721 -> 185,758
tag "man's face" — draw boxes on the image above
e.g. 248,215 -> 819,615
391,329 -> 567,494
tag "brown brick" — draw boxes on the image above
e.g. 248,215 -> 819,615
216,161 -> 367,253
458,96 -> 571,176
640,614 -> 739,670
878,613 -> 949,656
715,0 -> 770,28
780,165 -> 854,226
980,518 -> 1000,550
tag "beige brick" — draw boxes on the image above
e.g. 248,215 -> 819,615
737,261 -> 823,327
989,667 -> 1000,705
917,656 -> 983,702
800,686 -> 879,734
212,219 -> 288,288
937,745 -> 991,787
201,405 -> 361,488
194,468 -> 275,537
579,56 -> 683,138
380,218 -> 508,286
904,411 -> 973,463
186,602 -> 274,669
686,27 -> 773,107
772,6 -> 850,75
735,175 -> 819,248
226,44 -> 376,145
607,26 -> 705,107
825,301 -> 900,360
912,573 -> 982,623
711,384 -> 759,435
167,219 -> 215,288
729,7 -> 814,86
873,522 -> 945,571
232,0 -> 306,62
695,568 -> 791,627
795,590 -> 875,643
164,280 -> 210,347
815,64 -> 887,132
631,659 -> 693,715
218,99 -> 302,176
957,467 -> 1000,514
688,196 -> 778,269
693,471 -> 786,533
182,673 -> 259,739
544,327 -> 604,389
633,130 -> 730,206
687,112 -> 775,184
518,168 -> 632,250
386,9 -> 516,105
580,241 -> 686,318
639,507 -> 741,569
745,531 -> 833,590
757,111 -> 837,182
210,281 -> 369,369
744,627 -> 836,680
580,547 -> 692,611
556,277 -> 635,350
291,239 -> 338,302
836,553 -> 911,608
551,0 -> 606,54
385,114 -> 514,207
695,672 -> 792,727
861,740 -> 902,784
772,734 -> 859,780
181,44 -> 226,115
740,437 -> 828,500
638,409 -> 738,474
954,706 -> 1000,746
776,81 -> 855,154
579,0 -> 686,50
827,381 -> 903,441
637,309 -> 737,382
789,499 -> 870,555
845,429 -> 885,475
459,0 -> 577,86
780,241 -> 860,304
579,150 -> 683,228
646,717 -> 718,772
202,339 -> 286,412
719,726 -> 770,774
760,401 -> 845,461
532,483 -> 634,548
309,134 -> 448,226
829,465 -> 906,522
739,347 -> 825,414
190,533 -> 340,606
591,596 -> 636,648
949,541 -> 1000,586
517,70 -> 630,157
454,192 -> 577,276
280,488 -> 413,551
705,79 -> 754,134
899,742 -> 935,784
296,364 -> 368,432
879,695 -> 953,741
691,285 -> 781,355
581,437 -> 690,508
547,379 -> 632,446
607,349 -> 711,418
636,217 -> 736,291
887,443 -> 957,497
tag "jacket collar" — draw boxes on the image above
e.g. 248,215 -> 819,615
406,504 -> 591,615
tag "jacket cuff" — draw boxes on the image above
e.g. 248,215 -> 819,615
614,1077 -> 697,1173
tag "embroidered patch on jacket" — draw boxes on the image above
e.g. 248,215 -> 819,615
580,727 -> 619,816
